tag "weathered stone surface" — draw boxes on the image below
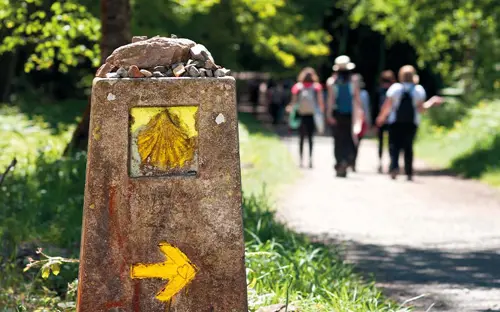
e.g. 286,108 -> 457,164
214,68 -> 231,78
187,66 -> 200,77
173,64 -> 186,77
106,72 -> 120,78
96,62 -> 115,78
132,36 -> 148,43
77,77 -> 247,312
128,65 -> 144,78
152,71 -> 164,77
140,69 -> 153,77
153,65 -> 166,73
117,67 -> 128,78
204,58 -> 219,70
189,44 -> 214,63
165,69 -> 174,77
205,69 -> 213,77
105,37 -> 196,69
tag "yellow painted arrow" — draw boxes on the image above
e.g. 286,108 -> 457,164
130,242 -> 198,302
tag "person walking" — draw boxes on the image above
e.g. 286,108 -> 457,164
267,80 -> 287,125
326,55 -> 362,177
287,67 -> 325,168
351,74 -> 371,172
376,65 -> 443,181
374,70 -> 396,173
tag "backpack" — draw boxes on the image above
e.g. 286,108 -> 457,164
297,83 -> 317,115
334,80 -> 354,114
395,86 -> 415,123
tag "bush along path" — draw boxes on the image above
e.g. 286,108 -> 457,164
278,134 -> 500,312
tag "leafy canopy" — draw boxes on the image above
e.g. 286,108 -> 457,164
350,0 -> 500,90
0,0 -> 101,73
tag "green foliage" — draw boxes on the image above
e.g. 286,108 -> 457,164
24,248 -> 79,279
0,100 -> 86,311
0,0 -> 100,73
350,0 -> 500,90
0,101 -> 87,248
417,99 -> 500,186
132,0 -> 331,71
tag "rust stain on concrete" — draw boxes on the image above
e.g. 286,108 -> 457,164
77,78 -> 248,312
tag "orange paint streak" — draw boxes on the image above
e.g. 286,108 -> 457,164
105,301 -> 125,309
133,280 -> 141,312
107,185 -> 128,282
108,185 -> 116,216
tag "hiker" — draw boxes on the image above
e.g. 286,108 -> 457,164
287,67 -> 325,168
374,70 -> 396,173
351,74 -> 371,172
257,81 -> 268,113
326,55 -> 362,177
248,79 -> 260,115
267,80 -> 287,125
376,65 -> 443,181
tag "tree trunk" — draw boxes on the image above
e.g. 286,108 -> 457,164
65,0 -> 131,155
0,51 -> 18,103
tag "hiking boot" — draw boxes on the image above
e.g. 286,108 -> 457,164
407,175 -> 413,181
390,169 -> 398,180
335,162 -> 348,178
309,159 -> 313,169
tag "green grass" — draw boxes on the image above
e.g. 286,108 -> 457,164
238,113 -> 299,196
0,101 -> 86,311
416,99 -> 500,186
0,103 -> 404,311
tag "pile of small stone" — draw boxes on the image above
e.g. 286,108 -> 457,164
100,35 -> 231,79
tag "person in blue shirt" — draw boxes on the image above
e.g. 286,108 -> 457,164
326,56 -> 362,178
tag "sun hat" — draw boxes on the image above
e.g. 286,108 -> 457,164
333,55 -> 356,71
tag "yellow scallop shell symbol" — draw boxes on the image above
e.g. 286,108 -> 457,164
132,107 -> 198,170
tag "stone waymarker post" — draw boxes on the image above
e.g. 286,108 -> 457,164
77,37 -> 248,312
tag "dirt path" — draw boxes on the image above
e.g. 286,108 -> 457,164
277,135 -> 500,312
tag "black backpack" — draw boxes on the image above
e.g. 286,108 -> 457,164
395,86 -> 415,123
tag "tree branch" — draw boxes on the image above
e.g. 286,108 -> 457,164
0,158 -> 17,187
332,0 -> 363,29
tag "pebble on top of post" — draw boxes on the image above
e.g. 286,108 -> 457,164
96,34 -> 231,79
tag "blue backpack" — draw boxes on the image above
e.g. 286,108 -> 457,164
334,80 -> 354,114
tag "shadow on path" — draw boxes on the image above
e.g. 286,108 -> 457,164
310,234 -> 500,310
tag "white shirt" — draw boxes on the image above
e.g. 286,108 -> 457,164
386,82 -> 426,125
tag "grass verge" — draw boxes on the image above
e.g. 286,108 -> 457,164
415,99 -> 500,186
0,103 -> 404,311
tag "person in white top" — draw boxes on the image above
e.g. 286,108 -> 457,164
350,74 -> 370,172
376,65 -> 443,181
